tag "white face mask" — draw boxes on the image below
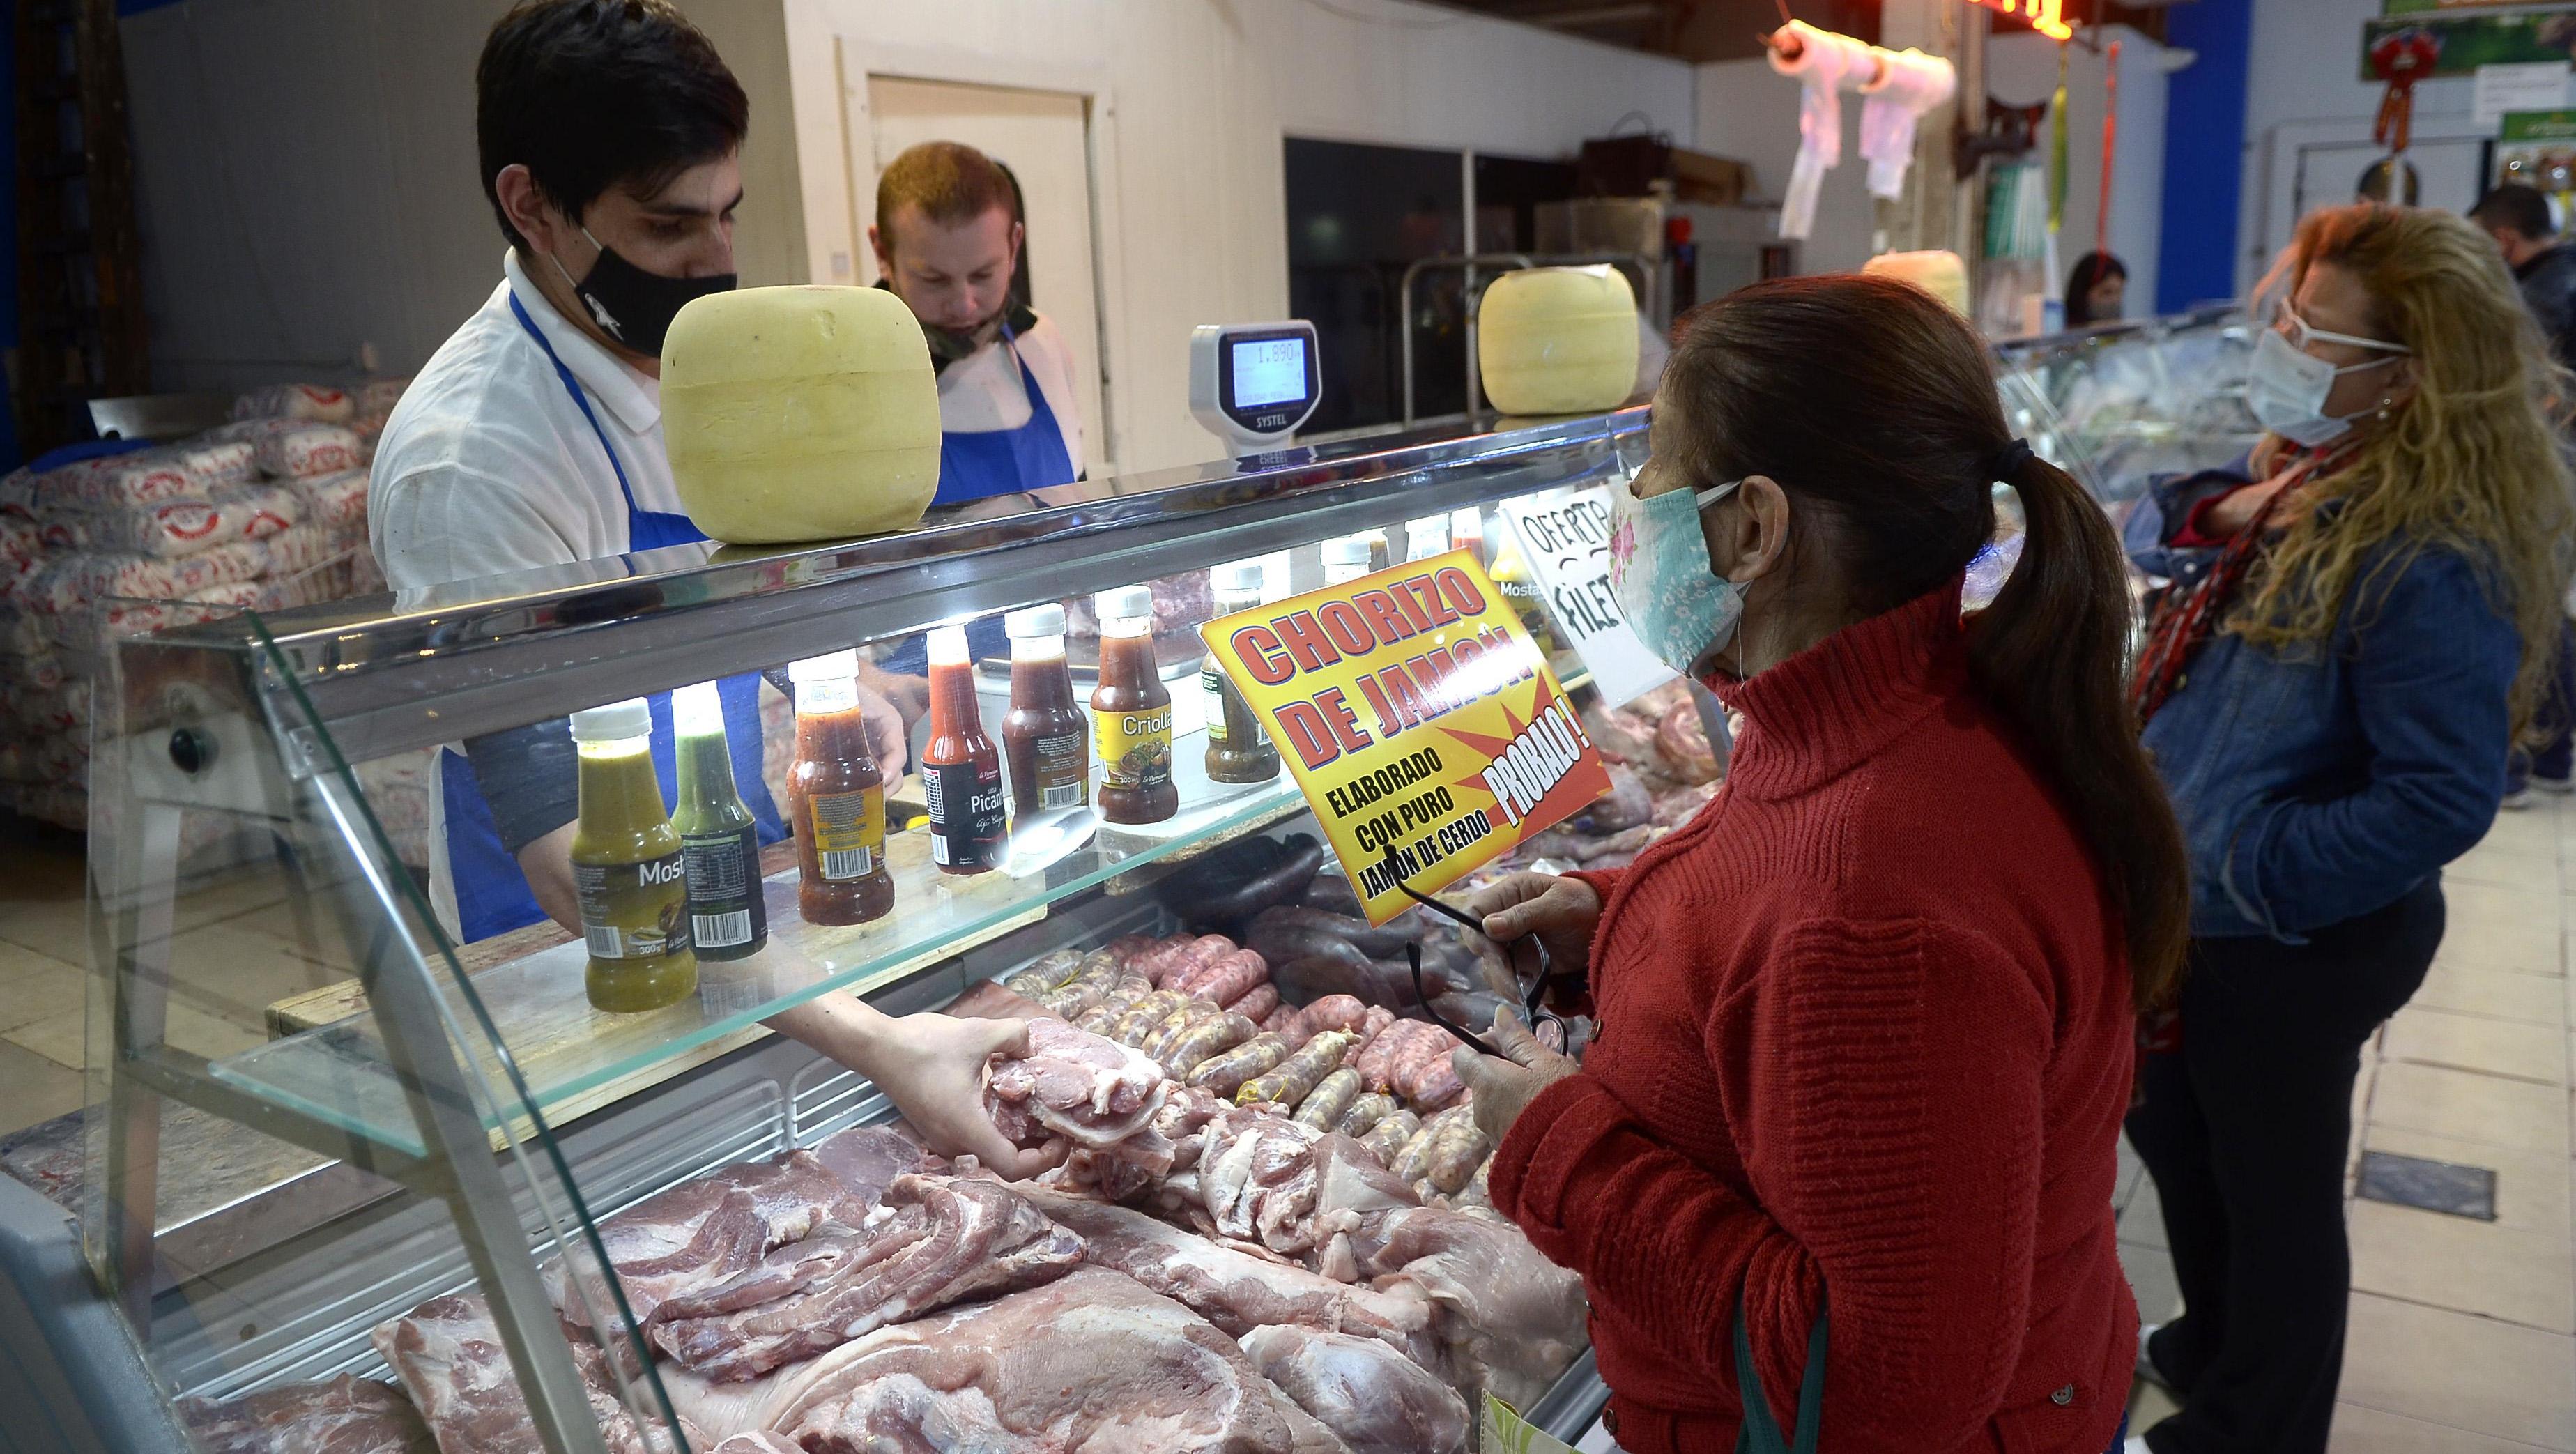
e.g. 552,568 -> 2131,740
2245,304 -> 2409,449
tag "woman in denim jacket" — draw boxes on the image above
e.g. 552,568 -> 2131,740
2120,204 -> 2573,1454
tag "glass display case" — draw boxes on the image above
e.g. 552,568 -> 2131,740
66,410 -> 1657,1453
1990,306 -> 2261,507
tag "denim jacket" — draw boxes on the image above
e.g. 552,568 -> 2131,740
2125,459 -> 2517,941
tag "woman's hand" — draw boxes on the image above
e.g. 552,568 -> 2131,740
1466,872 -> 1603,979
1452,1008 -> 1581,1147
767,995 -> 1061,1179
2203,476 -> 2294,537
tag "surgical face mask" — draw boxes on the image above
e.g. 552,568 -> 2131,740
1607,471 -> 1745,675
551,227 -> 734,358
2245,305 -> 2409,449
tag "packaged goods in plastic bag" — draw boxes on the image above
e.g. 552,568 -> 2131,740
0,604 -> 47,655
231,383 -> 354,424
0,468 -> 34,519
261,521 -> 333,576
36,450 -> 198,511
0,518 -> 40,586
171,438 -> 259,491
213,419 -> 364,480
17,539 -> 271,614
36,481 -> 302,559
6,779 -> 89,831
185,579 -> 268,609
293,468 -> 367,533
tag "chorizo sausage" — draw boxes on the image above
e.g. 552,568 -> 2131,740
1178,949 -> 1268,1009
1407,1055 -> 1466,1111
1072,1003 -> 1117,1034
1004,947 -> 1084,997
1100,970 -> 1156,1015
1105,933 -> 1160,966
1161,1011 -> 1257,1079
1393,1103 -> 1473,1184
1225,982 -> 1280,1024
1259,1003 -> 1297,1035
1239,1030 -> 1357,1107
1034,979 -> 1103,1017
1143,1000 -> 1221,1062
1351,1005 -> 1397,1052
1349,1019 -> 1418,1093
1185,1033 -> 1288,1098
1280,994 -> 1369,1050
1292,1066 -> 1364,1130
1357,1108 -> 1422,1165
1391,1023 -> 1467,1103
1423,1108 -> 1491,1193
1108,990 -> 1186,1048
1132,935 -> 1201,985
1160,935 -> 1238,990
1332,1092 -> 1398,1139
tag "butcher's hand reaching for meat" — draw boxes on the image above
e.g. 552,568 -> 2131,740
1452,1007 -> 1580,1147
768,994 -> 1063,1179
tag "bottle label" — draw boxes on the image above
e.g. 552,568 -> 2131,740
574,852 -> 691,961
1032,731 -> 1088,809
1202,667 -> 1268,749
924,759 -> 1007,868
1098,706 -> 1174,791
681,825 -> 766,955
807,788 -> 884,881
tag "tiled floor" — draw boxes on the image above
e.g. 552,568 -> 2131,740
4,798 -> 2575,1446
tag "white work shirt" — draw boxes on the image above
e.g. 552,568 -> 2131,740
371,250 -> 675,594
936,309 -> 1086,475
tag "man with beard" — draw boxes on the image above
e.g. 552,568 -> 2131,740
867,141 -> 1086,675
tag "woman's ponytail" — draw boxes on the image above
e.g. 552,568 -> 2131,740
1973,453 -> 2191,1008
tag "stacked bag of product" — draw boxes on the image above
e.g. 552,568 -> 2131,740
0,378 -> 408,834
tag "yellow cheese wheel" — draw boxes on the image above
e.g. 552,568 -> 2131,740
662,286 -> 942,544
1862,250 -> 1971,319
1478,266 -> 1641,416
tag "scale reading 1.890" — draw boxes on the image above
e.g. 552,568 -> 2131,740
1190,321 -> 1321,456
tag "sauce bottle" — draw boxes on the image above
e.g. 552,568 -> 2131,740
1323,535 -> 1373,586
1202,563 -> 1280,786
1001,604 -> 1089,823
786,650 -> 894,926
569,698 -> 696,1012
1406,516 -> 1450,562
921,625 -> 1008,873
670,680 -> 767,964
1091,586 -> 1177,823
1449,506 -> 1486,567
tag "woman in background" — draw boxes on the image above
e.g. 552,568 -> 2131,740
2122,203 -> 2572,1454
2067,251 -> 2129,328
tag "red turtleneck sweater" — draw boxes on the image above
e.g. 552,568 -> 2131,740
1489,578 -> 2136,1454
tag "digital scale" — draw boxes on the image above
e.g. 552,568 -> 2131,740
1190,321 -> 1321,454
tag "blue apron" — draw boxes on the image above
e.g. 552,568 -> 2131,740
880,327 -> 1078,675
436,294 -> 785,944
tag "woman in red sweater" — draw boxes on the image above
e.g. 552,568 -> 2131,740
1455,275 -> 2190,1454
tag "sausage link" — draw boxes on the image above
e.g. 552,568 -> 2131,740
1225,983 -> 1280,1024
1004,947 -> 1084,997
1359,1109 -> 1424,1167
1332,1092 -> 1398,1138
1160,1011 -> 1255,1078
1238,1030 -> 1357,1107
1156,935 -> 1239,990
1142,1000 -> 1221,1062
1423,1110 -> 1492,1193
1292,1067 -> 1364,1129
1182,949 -> 1268,1009
1072,1003 -> 1117,1034
1185,1033 -> 1289,1098
1108,990 -> 1186,1048
1258,1003 -> 1297,1034
1100,971 -> 1156,1016
1352,1020 -> 1428,1093
1034,979 -> 1103,1017
1280,993 -> 1368,1050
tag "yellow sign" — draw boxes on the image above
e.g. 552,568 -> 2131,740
1481,1394 -> 1582,1454
1198,550 -> 1611,925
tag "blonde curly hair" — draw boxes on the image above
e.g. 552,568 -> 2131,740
2236,204 -> 2575,737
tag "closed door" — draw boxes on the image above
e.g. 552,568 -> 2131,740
862,75 -> 1110,475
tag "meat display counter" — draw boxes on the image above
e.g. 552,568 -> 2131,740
40,408 -> 1713,1453
1988,305 -> 2262,507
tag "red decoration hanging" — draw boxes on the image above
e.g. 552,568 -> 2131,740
2369,28 -> 2441,156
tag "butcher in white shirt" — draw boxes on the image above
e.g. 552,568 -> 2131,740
368,0 -> 1049,1177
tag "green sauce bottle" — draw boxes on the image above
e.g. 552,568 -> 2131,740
670,681 -> 767,967
569,698 -> 696,1013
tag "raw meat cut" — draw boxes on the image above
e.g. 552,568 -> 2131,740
658,1266 -> 1348,1453
651,1172 -> 1086,1380
984,1015 -> 1175,1170
1018,1187 -> 1436,1365
371,1293 -> 696,1454
1316,1204 -> 1588,1410
1240,1324 -> 1472,1454
709,1436 -> 803,1454
175,1375 -> 435,1454
544,1127 -> 922,1331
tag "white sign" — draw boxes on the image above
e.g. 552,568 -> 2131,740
2476,62 -> 2570,128
1498,486 -> 1677,707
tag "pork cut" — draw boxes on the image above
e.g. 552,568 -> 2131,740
1317,1204 -> 1588,1411
1239,1324 -> 1471,1454
984,1015 -> 1175,1170
174,1375 -> 435,1454
544,1126 -> 925,1331
1018,1187 -> 1436,1364
650,1172 -> 1085,1381
370,1293 -> 696,1454
658,1266 -> 1350,1452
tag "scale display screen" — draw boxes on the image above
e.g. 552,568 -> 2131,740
1230,337 -> 1310,408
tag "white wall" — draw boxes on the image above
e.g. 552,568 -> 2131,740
1988,28 -> 2172,313
1694,56 -> 1877,277
118,0 -> 1692,474
2235,0 -> 2490,298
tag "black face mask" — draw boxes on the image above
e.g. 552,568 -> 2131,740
875,279 -> 1038,377
552,228 -> 733,358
